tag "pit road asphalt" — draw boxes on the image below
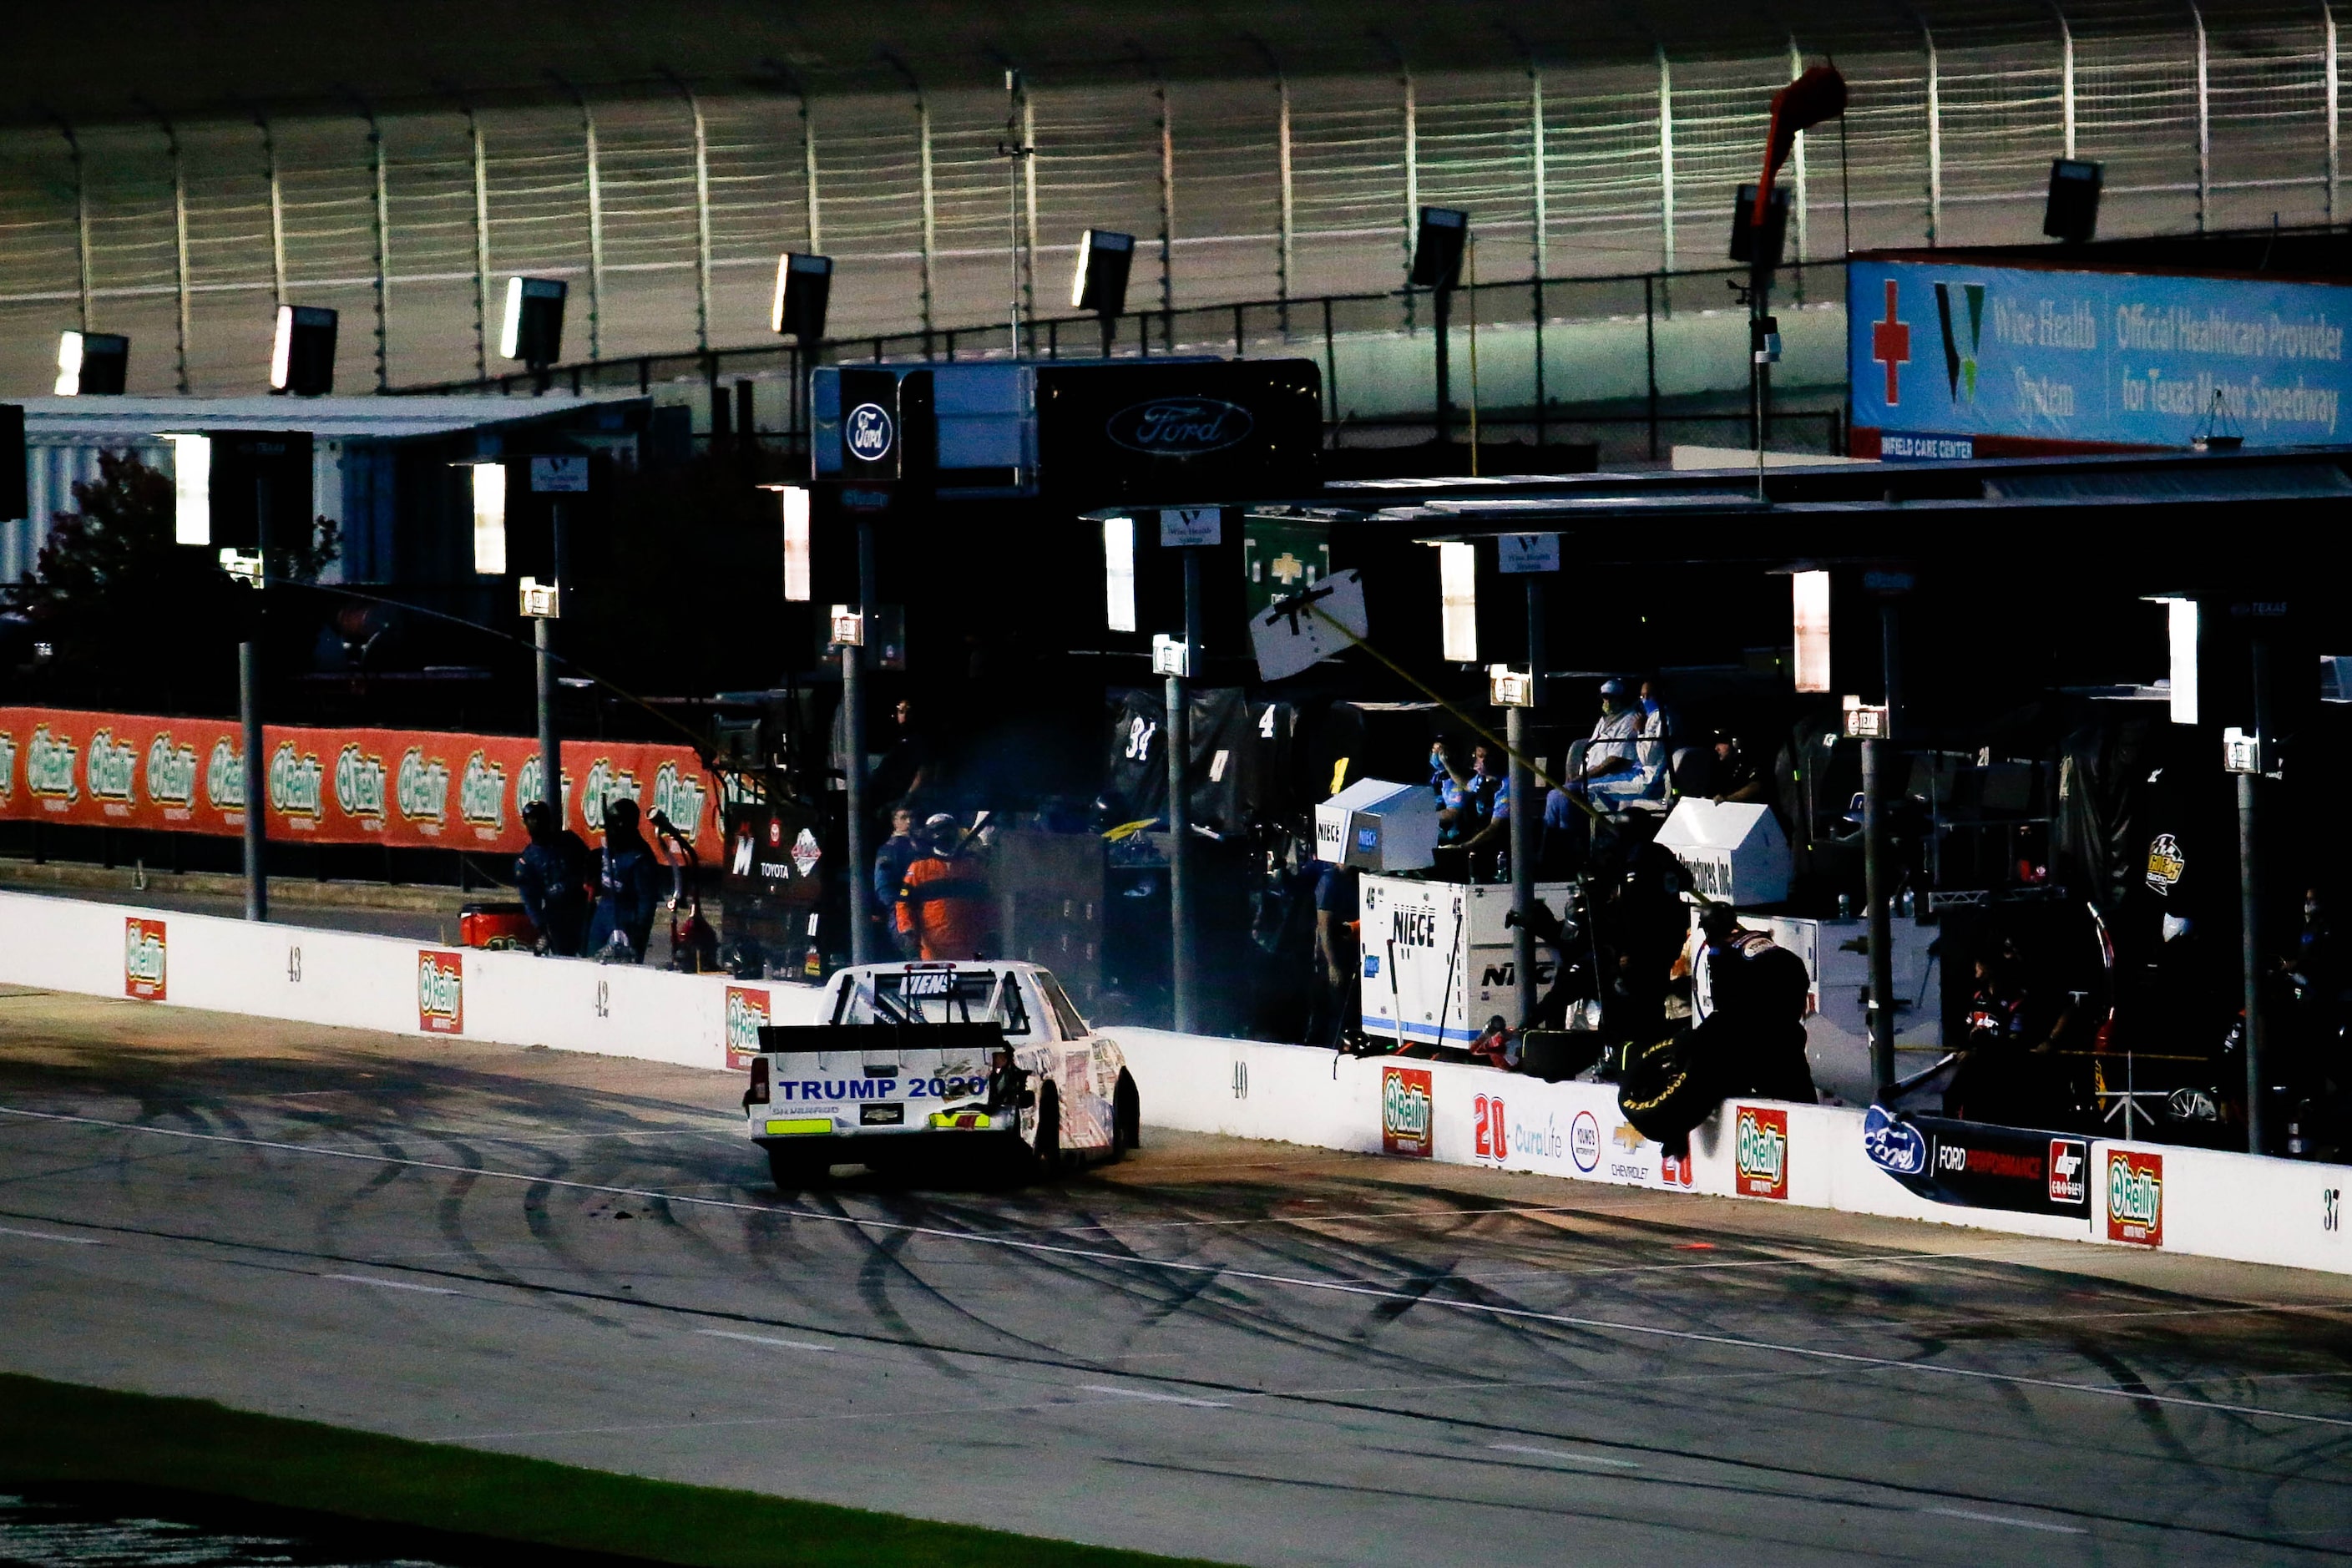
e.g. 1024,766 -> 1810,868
0,985 -> 2347,1566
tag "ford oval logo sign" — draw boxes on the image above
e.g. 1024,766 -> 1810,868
845,402 -> 895,462
1105,397 -> 1254,457
1861,1104 -> 1928,1176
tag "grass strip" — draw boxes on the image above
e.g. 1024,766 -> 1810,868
0,1373 -> 1223,1567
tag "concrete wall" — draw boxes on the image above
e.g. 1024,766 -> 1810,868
5,888 -> 2344,1277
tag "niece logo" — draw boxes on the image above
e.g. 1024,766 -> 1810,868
417,948 -> 464,1034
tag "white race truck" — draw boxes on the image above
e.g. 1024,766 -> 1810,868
741,960 -> 1139,1188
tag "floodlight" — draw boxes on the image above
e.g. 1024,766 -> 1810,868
1070,230 -> 1135,314
470,463 -> 508,576
2044,159 -> 2103,244
1728,185 -> 1789,269
1410,208 -> 1469,291
271,306 -> 338,396
0,405 -> 23,524
1793,569 -> 1831,693
759,483 -> 812,602
1439,540 -> 1477,663
2149,594 -> 2199,725
1104,517 -> 1136,632
500,276 -> 568,367
166,434 -> 212,545
771,252 -> 833,341
54,331 -> 129,396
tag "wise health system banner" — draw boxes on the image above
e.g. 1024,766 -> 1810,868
1849,255 -> 2352,455
0,706 -> 713,854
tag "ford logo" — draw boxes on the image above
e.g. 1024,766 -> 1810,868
1105,397 -> 1254,457
1862,1104 -> 1927,1176
845,402 -> 895,462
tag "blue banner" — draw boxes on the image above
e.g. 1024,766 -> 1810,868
1849,257 -> 2352,453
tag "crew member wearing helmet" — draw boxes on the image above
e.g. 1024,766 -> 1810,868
513,798 -> 592,956
1620,903 -> 1815,1150
896,813 -> 993,961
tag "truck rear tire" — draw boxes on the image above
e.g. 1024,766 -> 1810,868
768,1146 -> 829,1191
1032,1084 -> 1061,1175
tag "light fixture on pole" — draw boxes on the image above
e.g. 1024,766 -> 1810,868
465,460 -> 509,576
1436,539 -> 1478,663
1792,569 -> 1832,693
54,331 -> 129,396
270,306 -> 338,396
1410,208 -> 1469,451
500,276 -> 568,372
165,434 -> 213,545
1103,517 -> 1137,632
771,252 -> 833,341
1070,229 -> 1134,355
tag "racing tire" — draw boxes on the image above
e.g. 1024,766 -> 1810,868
767,1146 -> 830,1191
1112,1072 -> 1141,1156
1032,1084 -> 1062,1176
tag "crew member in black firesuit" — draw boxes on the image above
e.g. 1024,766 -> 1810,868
513,799 -> 591,956
1620,903 -> 1815,1151
587,797 -> 664,963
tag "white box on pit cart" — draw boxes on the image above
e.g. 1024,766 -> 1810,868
1360,875 -> 1576,1044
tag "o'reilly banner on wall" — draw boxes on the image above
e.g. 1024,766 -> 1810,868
1036,360 -> 1322,503
1849,254 -> 2352,458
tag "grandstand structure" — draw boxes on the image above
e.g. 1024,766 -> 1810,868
0,1 -> 2340,401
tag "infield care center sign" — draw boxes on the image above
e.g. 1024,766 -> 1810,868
1849,255 -> 2352,455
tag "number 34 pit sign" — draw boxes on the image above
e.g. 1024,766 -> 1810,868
1248,568 -> 1368,682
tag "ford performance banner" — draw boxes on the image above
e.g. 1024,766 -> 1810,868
0,707 -> 712,853
1849,255 -> 2352,456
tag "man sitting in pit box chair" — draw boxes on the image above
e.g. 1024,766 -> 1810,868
742,960 -> 1141,1188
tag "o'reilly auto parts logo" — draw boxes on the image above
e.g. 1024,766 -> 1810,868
85,728 -> 135,812
269,741 -> 324,822
845,402 -> 895,462
725,986 -> 771,1070
1381,1065 -> 1434,1159
1734,1105 -> 1789,1200
334,743 -> 387,825
417,948 -> 464,1034
124,917 -> 166,1001
146,732 -> 197,817
397,747 -> 450,832
1105,397 -> 1254,457
26,724 -> 78,805
2107,1150 -> 2163,1247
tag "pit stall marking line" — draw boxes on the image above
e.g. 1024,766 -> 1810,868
3,1104 -> 2349,1434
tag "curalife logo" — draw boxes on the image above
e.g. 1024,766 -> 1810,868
417,948 -> 464,1034
0,729 -> 16,802
1934,280 -> 1986,403
145,733 -> 198,812
845,402 -> 895,462
1862,1103 -> 1928,1176
124,917 -> 166,1001
1735,1105 -> 1790,1200
1381,1065 -> 1434,1159
397,747 -> 450,828
458,751 -> 507,833
652,760 -> 706,841
1105,397 -> 1255,457
268,741 -> 324,821
206,739 -> 245,812
725,985 -> 771,1069
2107,1150 -> 2163,1247
2145,832 -> 2185,896
26,724 -> 78,804
85,728 -> 136,807
334,744 -> 387,822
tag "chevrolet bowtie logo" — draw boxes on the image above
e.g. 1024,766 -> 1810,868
1612,1123 -> 1646,1151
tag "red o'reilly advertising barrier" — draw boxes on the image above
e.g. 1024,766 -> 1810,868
0,706 -> 713,855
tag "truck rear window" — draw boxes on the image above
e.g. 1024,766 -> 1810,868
834,969 -> 1032,1034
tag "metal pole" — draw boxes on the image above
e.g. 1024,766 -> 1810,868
1167,548 -> 1201,1032
466,101 -> 491,379
1881,599 -> 1905,738
1644,274 -> 1659,461
2193,1 -> 2212,232
535,500 -> 564,817
2240,769 -> 2267,1153
1863,737 -> 1894,1098
845,518 -> 877,964
2243,633 -> 2272,1153
242,471 -> 273,923
259,113 -> 286,306
1657,48 -> 1676,274
1510,575 -> 1545,1030
49,114 -> 91,331
1923,23 -> 1942,245
1434,284 -> 1452,448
